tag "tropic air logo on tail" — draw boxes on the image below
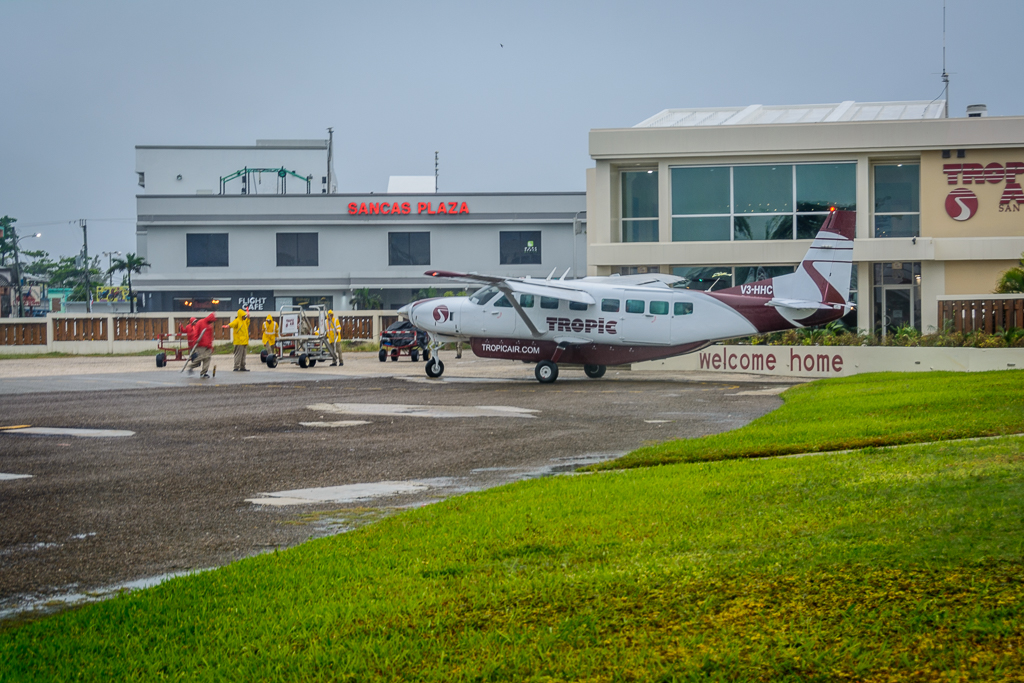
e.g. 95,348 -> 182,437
433,305 -> 451,323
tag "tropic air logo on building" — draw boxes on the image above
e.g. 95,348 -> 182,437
943,162 -> 1024,219
433,304 -> 451,323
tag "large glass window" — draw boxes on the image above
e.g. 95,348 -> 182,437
388,232 -> 430,266
276,233 -> 318,267
500,231 -> 542,265
669,264 -> 798,291
874,164 -> 920,238
670,163 -> 856,242
186,234 -> 228,267
621,170 -> 659,243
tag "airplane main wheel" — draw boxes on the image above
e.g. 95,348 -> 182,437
378,348 -> 387,362
299,353 -> 309,369
583,364 -> 607,379
410,349 -> 419,362
535,360 -> 559,384
425,359 -> 445,378
266,354 -> 278,369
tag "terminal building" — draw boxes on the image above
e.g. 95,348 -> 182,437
133,140 -> 586,313
585,100 -> 1024,334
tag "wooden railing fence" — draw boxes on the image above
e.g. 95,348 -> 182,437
0,322 -> 46,345
938,298 -> 1024,333
52,318 -> 107,342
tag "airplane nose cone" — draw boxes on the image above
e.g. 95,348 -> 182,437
397,303 -> 412,316
412,297 -> 458,332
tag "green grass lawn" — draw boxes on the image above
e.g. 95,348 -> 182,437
590,370 -> 1024,471
3,432 -> 1023,680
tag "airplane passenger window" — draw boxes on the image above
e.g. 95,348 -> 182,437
569,301 -> 589,311
625,299 -> 645,314
470,286 -> 500,305
494,296 -> 513,308
649,301 -> 668,315
519,294 -> 534,307
674,302 -> 694,315
540,297 -> 560,309
602,299 -> 620,312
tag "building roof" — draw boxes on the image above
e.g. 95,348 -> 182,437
634,101 -> 947,128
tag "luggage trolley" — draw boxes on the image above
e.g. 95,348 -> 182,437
264,304 -> 339,369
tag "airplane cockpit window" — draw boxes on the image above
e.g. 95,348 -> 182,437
602,299 -> 620,312
494,295 -> 513,308
625,299 -> 645,314
520,294 -> 535,307
649,301 -> 669,315
540,296 -> 560,309
470,286 -> 500,305
675,302 -> 694,315
569,301 -> 589,311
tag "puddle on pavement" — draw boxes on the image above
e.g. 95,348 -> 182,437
299,420 -> 372,428
0,568 -> 215,623
1,427 -> 135,438
307,403 -> 539,419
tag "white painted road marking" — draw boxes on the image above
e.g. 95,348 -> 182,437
0,427 -> 135,438
247,480 -> 433,506
307,403 -> 538,419
728,387 -> 788,396
299,420 -> 373,428
0,473 -> 32,481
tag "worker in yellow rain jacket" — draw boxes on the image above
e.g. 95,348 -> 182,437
261,315 -> 278,356
326,310 -> 344,366
223,308 -> 251,371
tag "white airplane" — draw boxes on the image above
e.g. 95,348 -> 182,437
402,209 -> 855,383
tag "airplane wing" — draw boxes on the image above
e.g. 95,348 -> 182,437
425,270 -> 596,305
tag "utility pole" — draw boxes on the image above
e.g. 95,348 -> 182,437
80,219 -> 91,313
434,151 -> 439,193
942,0 -> 949,118
12,224 -> 23,318
103,251 -> 121,287
326,127 -> 334,194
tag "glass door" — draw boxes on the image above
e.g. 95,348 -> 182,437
883,288 -> 913,332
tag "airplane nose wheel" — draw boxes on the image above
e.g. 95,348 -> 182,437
535,360 -> 559,383
424,335 -> 445,378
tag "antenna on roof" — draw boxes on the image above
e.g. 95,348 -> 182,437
941,0 -> 949,118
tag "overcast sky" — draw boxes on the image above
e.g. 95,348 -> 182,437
2,0 -> 1021,260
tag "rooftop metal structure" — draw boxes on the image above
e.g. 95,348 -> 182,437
635,100 -> 947,129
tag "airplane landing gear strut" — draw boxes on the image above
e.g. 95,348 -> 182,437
425,336 -> 445,379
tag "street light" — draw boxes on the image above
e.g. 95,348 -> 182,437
102,251 -> 122,288
11,227 -> 42,318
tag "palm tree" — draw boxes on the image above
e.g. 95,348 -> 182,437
107,253 -> 150,313
995,252 -> 1024,294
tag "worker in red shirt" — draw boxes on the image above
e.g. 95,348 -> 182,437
180,317 -> 198,348
186,312 -> 217,378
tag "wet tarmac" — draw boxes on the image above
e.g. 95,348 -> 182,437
0,351 -> 798,622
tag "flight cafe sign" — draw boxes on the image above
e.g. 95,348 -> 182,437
942,161 -> 1024,220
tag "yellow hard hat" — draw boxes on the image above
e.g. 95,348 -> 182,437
328,309 -> 334,316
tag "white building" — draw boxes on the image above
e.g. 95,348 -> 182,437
134,141 -> 586,313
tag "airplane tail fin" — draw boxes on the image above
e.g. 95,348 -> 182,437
707,210 -> 855,330
768,209 -> 855,325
